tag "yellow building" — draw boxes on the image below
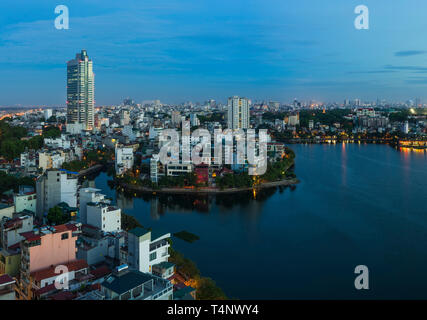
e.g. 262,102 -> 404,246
0,248 -> 21,277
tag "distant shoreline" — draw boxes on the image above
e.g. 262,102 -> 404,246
117,178 -> 300,195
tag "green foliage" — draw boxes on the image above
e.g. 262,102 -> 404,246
0,120 -> 63,160
196,277 -> 228,300
62,160 -> 88,172
47,206 -> 70,225
157,172 -> 197,188
169,248 -> 200,279
174,230 -> 200,243
215,172 -> 253,189
0,171 -> 35,195
42,126 -> 61,138
121,212 -> 142,231
299,109 -> 352,127
389,110 -> 410,122
197,112 -> 224,124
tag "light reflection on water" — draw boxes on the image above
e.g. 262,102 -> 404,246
90,144 -> 427,299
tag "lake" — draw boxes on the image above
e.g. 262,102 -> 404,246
91,144 -> 427,299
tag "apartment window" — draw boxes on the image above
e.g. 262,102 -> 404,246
61,233 -> 69,240
149,252 -> 157,261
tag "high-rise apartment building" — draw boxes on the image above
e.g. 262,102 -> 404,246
227,96 -> 250,129
66,49 -> 95,130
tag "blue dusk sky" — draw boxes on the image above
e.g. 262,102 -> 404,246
0,0 -> 427,106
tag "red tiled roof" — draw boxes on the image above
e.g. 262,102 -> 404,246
34,283 -> 57,296
90,266 -> 112,279
49,291 -> 77,301
31,259 -> 89,282
82,223 -> 97,230
20,231 -> 41,242
0,274 -> 15,286
3,217 -> 22,229
7,242 -> 20,251
53,224 -> 75,233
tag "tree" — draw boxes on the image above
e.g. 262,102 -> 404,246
47,206 -> 69,225
121,212 -> 142,231
196,277 -> 227,300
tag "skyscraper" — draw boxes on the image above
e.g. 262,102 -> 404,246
227,96 -> 250,129
66,49 -> 95,130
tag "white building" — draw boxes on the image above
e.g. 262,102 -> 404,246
127,227 -> 170,274
0,215 -> 34,249
14,192 -> 37,214
44,134 -> 71,149
227,96 -> 250,129
36,170 -> 78,219
150,155 -> 159,183
20,152 -> 36,168
79,188 -> 110,225
38,151 -> 66,171
115,147 -> 134,175
190,113 -> 200,127
43,109 -> 53,120
87,202 -> 121,233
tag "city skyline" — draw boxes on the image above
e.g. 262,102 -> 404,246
1,0 -> 427,106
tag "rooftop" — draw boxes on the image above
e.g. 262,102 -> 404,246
31,259 -> 88,282
0,274 -> 15,286
153,261 -> 175,270
102,270 -> 154,295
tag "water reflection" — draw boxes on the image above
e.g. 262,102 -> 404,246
108,182 -> 295,219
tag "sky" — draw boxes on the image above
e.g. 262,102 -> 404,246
1,0 -> 427,106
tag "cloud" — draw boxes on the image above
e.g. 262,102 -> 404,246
347,70 -> 397,74
394,50 -> 426,57
384,65 -> 427,72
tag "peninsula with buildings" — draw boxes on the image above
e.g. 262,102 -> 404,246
0,50 -> 426,301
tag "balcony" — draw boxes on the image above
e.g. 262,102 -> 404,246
149,239 -> 168,252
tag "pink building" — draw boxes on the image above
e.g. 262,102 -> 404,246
17,224 -> 80,300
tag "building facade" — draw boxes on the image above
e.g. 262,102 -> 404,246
66,49 -> 95,130
36,170 -> 78,219
227,96 -> 250,129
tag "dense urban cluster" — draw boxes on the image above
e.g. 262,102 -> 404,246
0,50 -> 425,301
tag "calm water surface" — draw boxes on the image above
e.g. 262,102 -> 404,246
92,144 -> 427,299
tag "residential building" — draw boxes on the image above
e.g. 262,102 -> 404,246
79,188 -> 110,225
0,204 -> 14,221
120,109 -> 130,126
171,111 -> 181,126
86,202 -> 121,233
152,261 -> 175,279
66,49 -> 95,130
127,227 -> 170,274
1,214 -> 34,250
38,151 -> 66,171
227,96 -> 250,129
115,147 -> 134,175
36,170 -> 78,220
166,164 -> 192,177
14,191 -> 37,214
150,155 -> 159,183
101,265 -> 173,300
77,225 -> 125,266
0,274 -> 16,300
17,223 -> 80,300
